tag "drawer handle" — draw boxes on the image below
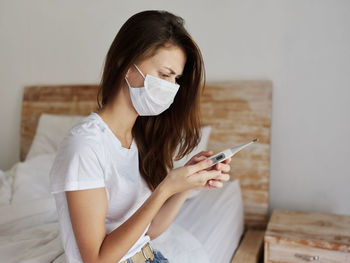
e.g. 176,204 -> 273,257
295,253 -> 320,261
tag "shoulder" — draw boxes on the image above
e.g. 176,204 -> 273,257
57,113 -> 107,158
70,113 -> 105,140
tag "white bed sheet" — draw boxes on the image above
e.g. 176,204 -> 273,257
0,153 -> 244,262
174,180 -> 244,263
0,168 -> 13,206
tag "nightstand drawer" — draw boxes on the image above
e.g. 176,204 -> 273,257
266,242 -> 350,263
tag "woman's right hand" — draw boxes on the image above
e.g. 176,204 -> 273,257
159,158 -> 224,196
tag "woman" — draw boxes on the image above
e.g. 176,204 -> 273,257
49,10 -> 231,263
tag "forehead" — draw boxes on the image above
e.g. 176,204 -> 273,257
149,45 -> 186,75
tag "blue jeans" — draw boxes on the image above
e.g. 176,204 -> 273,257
126,249 -> 169,263
145,249 -> 169,263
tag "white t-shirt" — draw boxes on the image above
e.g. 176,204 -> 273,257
49,111 -> 152,263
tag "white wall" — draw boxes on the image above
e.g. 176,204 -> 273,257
1,0 -> 349,216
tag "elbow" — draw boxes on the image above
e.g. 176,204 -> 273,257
81,251 -> 108,263
146,233 -> 154,241
84,256 -> 113,263
146,231 -> 156,241
82,255 -> 104,263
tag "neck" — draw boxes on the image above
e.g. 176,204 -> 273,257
97,83 -> 138,148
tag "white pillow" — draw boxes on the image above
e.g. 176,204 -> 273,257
26,113 -> 85,161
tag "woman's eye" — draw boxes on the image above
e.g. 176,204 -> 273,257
159,73 -> 170,78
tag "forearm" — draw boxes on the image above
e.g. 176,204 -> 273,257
146,189 -> 193,240
97,184 -> 170,263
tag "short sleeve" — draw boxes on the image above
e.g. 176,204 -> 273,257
49,136 -> 106,194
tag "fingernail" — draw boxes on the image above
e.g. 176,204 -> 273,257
207,159 -> 213,165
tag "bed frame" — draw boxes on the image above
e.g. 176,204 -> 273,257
20,81 -> 272,263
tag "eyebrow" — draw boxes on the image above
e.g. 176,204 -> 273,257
163,66 -> 182,78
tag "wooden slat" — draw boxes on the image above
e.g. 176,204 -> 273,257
231,229 -> 265,263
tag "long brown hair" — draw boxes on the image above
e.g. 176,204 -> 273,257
97,10 -> 205,191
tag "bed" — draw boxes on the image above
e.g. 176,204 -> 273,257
0,80 -> 272,262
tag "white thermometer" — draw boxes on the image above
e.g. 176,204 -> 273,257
209,138 -> 258,167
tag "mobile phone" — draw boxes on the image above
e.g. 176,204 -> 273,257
208,138 -> 258,167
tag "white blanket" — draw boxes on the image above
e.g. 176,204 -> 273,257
0,164 -> 16,206
0,197 -> 64,263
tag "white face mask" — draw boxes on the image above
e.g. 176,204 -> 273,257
125,64 -> 180,116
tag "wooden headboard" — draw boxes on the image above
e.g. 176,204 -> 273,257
21,81 -> 272,229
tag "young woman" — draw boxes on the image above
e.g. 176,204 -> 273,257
49,10 -> 231,263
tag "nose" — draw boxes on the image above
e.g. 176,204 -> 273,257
171,77 -> 178,84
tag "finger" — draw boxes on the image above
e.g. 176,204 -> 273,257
202,169 -> 222,182
208,180 -> 223,188
194,150 -> 213,158
207,172 -> 230,181
222,157 -> 232,164
194,155 -> 207,162
207,150 -> 214,156
215,162 -> 231,173
190,151 -> 213,164
216,173 -> 230,181
187,154 -> 208,166
188,158 -> 213,174
191,169 -> 222,185
205,180 -> 214,189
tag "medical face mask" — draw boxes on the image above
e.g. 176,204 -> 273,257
125,64 -> 180,116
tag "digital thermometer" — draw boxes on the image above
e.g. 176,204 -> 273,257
209,138 -> 258,167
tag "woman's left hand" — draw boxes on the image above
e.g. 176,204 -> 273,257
185,150 -> 231,189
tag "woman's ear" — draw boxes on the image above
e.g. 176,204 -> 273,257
125,67 -> 131,79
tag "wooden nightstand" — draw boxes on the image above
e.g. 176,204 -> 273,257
264,209 -> 350,263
